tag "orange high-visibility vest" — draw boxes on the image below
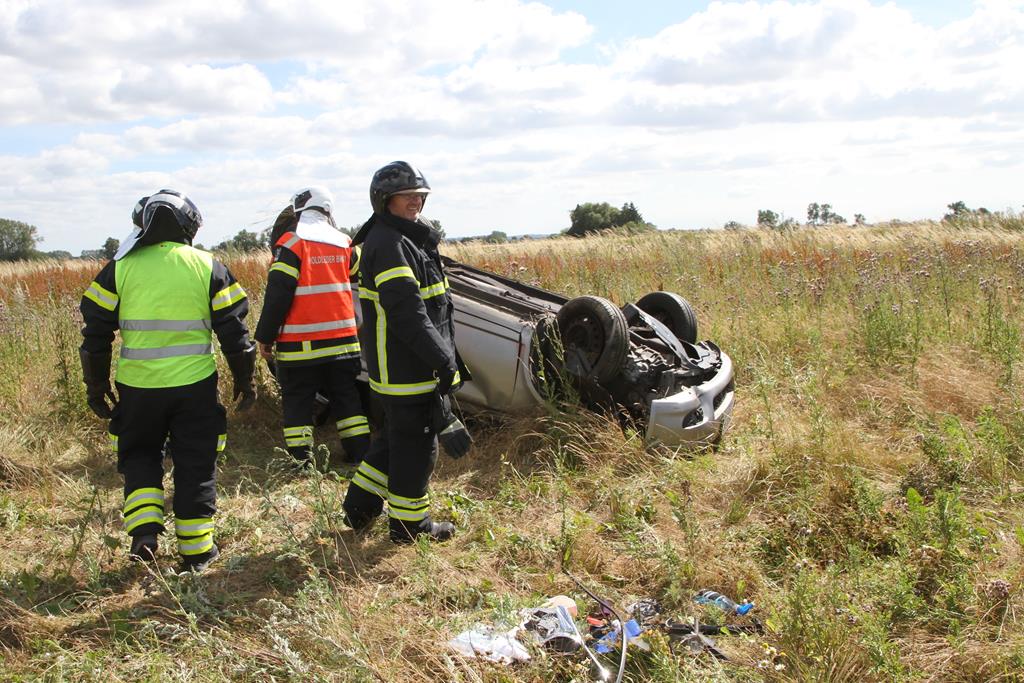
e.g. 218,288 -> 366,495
275,231 -> 357,342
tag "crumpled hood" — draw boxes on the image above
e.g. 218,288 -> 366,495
112,227 -> 143,260
295,210 -> 351,248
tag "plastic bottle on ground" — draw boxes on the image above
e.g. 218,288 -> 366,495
693,590 -> 754,616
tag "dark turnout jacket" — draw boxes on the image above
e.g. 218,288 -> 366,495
352,212 -> 461,400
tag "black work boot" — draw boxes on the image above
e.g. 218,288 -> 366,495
390,520 -> 456,544
343,507 -> 377,534
291,456 -> 315,473
129,534 -> 159,563
287,446 -> 314,472
339,450 -> 363,468
180,544 -> 220,573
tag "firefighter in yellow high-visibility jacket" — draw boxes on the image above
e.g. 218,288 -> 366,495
79,190 -> 257,572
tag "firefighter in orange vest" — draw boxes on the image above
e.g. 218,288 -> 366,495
254,186 -> 369,467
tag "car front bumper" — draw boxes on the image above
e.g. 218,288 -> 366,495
645,351 -> 735,448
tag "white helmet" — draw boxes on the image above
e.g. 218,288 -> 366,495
292,186 -> 334,216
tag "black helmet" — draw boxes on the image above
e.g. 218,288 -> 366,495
131,195 -> 149,229
142,189 -> 203,242
369,161 -> 430,215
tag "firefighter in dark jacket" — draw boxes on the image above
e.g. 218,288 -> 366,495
79,190 -> 257,572
254,186 -> 369,467
342,161 -> 472,543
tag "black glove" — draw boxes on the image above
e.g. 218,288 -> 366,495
79,349 -> 117,419
435,362 -> 458,395
432,393 -> 472,459
226,346 -> 258,411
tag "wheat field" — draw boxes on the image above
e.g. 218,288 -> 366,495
0,220 -> 1022,681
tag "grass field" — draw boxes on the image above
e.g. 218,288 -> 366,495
1,219 -> 1022,681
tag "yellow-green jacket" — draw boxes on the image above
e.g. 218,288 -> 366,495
80,241 -> 252,388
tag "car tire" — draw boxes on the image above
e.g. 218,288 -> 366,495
636,291 -> 698,343
556,295 -> 629,383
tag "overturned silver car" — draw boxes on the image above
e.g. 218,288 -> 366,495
445,258 -> 735,448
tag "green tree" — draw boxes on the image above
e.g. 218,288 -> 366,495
213,229 -> 266,253
618,202 -> 643,225
483,230 -> 508,244
815,202 -> 831,224
0,218 -> 41,261
568,201 -> 656,236
944,201 -> 970,220
100,237 -> 120,260
942,201 -> 992,222
568,202 -> 621,236
825,207 -> 846,224
807,202 -> 846,226
807,203 -> 820,225
757,209 -> 779,228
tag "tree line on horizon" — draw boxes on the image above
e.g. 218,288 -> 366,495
0,200 -> 1016,262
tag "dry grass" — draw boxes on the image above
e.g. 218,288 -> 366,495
1,221 -> 1023,681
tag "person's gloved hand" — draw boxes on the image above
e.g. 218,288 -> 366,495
432,393 -> 472,459
87,388 -> 118,419
80,349 -> 117,419
226,346 -> 258,411
435,362 -> 459,395
233,380 -> 257,411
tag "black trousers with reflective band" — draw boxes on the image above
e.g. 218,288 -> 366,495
343,396 -> 438,539
110,373 -> 225,536
277,357 -> 369,464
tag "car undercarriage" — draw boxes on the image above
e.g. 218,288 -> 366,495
444,257 -> 735,448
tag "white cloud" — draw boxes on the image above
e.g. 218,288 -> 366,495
608,0 -> 1023,124
119,115 -> 318,154
0,0 -> 592,124
2,0 -> 1023,252
110,64 -> 274,116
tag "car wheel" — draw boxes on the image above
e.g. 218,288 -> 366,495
556,295 -> 629,383
636,291 -> 698,343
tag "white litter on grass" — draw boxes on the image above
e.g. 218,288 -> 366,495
277,494 -> 304,512
449,625 -> 531,664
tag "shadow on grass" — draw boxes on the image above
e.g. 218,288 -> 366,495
1,526 -> 414,657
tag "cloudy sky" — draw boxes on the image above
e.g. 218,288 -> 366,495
1,0 -> 1022,254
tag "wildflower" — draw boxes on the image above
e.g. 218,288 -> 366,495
982,578 -> 1011,602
